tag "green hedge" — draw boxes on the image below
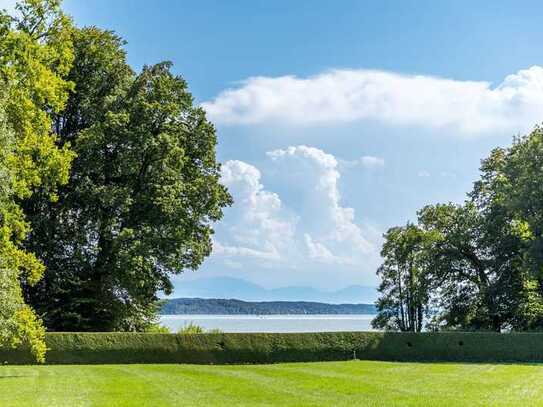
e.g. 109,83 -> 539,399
1,331 -> 543,365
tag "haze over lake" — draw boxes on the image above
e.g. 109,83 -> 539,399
160,314 -> 376,333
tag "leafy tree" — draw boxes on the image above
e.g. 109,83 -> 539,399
0,0 -> 74,361
23,28 -> 232,331
418,203 -> 524,332
470,128 -> 543,329
373,200 -> 526,332
372,223 -> 432,332
0,95 -> 47,362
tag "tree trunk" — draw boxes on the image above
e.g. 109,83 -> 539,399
417,305 -> 423,332
398,268 -> 406,331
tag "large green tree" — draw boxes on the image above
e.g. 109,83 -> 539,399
418,203 -> 524,332
470,128 -> 543,329
0,0 -> 74,361
23,27 -> 232,331
372,223 -> 433,332
373,200 -> 527,332
373,125 -> 543,332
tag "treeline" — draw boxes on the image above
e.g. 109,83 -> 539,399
161,298 -> 377,315
373,126 -> 543,333
0,0 -> 231,361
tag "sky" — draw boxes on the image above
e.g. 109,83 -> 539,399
6,0 -> 543,294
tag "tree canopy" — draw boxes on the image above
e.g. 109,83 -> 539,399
22,27 -> 232,331
372,223 -> 432,332
374,127 -> 543,332
1,0 -> 231,360
0,0 -> 74,361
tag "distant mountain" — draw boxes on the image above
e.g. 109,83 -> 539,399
170,277 -> 377,304
160,298 -> 377,315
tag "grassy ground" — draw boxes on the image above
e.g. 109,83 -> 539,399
1,361 -> 542,406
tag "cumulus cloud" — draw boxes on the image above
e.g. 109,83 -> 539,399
267,145 -> 374,264
304,234 -> 354,265
202,66 -> 543,134
214,160 -> 295,261
213,147 -> 379,268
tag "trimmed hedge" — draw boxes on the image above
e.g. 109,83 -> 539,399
1,331 -> 543,365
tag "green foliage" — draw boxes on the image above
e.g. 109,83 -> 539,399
471,126 -> 543,328
372,223 -> 433,332
175,323 -> 223,334
178,322 -> 205,334
0,0 -> 74,362
143,323 -> 170,334
22,27 -> 232,331
374,126 -> 543,332
2,332 -> 543,365
418,202 -> 525,331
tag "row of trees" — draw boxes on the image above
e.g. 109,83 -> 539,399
1,0 -> 231,360
373,127 -> 543,332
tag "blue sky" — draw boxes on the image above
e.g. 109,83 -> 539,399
9,0 -> 543,293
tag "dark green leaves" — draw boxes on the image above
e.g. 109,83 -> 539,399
23,27 -> 232,332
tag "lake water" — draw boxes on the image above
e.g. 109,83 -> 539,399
160,314 -> 376,333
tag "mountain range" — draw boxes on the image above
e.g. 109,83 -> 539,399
169,277 -> 377,304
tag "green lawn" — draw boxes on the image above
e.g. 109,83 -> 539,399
1,361 -> 542,406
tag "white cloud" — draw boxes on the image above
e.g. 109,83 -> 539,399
212,147 -> 379,269
304,234 -> 354,265
418,170 -> 431,177
360,156 -> 385,169
341,155 -> 385,169
214,160 -> 295,261
203,66 -> 543,134
267,145 -> 374,264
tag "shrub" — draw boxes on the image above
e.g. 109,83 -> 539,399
144,324 -> 171,333
2,331 -> 543,365
178,323 -> 205,334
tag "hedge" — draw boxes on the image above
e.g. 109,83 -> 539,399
1,331 -> 543,365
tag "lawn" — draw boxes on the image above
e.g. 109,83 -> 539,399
1,361 -> 542,406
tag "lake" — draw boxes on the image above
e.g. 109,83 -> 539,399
160,314 -> 376,333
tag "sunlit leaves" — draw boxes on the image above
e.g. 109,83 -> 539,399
0,0 -> 74,362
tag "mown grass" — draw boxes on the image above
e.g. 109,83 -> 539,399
1,361 -> 542,406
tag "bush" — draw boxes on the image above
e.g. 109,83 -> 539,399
1,331 -> 543,365
178,322 -> 205,334
144,324 -> 171,333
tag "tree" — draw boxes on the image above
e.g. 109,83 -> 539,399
0,0 -> 74,361
470,129 -> 543,329
417,202 -> 524,332
372,223 -> 432,332
23,27 -> 232,331
373,199 -> 527,333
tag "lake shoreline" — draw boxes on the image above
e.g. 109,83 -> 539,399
160,314 -> 377,333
